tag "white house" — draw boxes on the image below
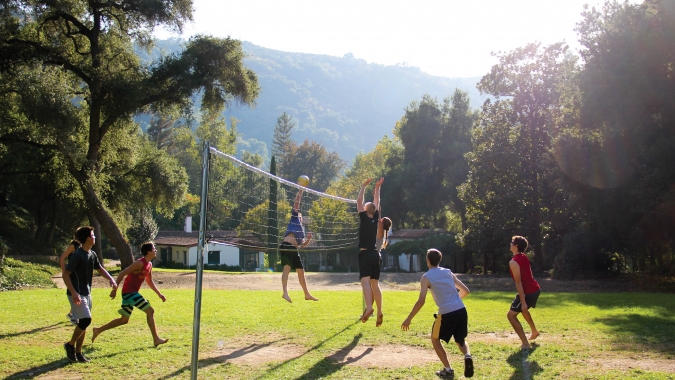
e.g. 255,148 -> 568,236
153,218 -> 266,271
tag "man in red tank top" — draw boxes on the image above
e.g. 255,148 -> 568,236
507,236 -> 541,349
91,243 -> 168,347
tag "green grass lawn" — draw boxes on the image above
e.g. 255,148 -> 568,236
1,288 -> 673,379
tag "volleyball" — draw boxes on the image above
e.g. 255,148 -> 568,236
297,175 -> 310,187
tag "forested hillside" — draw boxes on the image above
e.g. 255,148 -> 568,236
140,39 -> 485,161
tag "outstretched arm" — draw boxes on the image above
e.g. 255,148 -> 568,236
293,188 -> 303,212
401,276 -> 430,330
357,178 -> 372,212
373,177 -> 384,212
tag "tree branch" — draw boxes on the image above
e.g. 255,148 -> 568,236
5,39 -> 92,86
0,136 -> 58,150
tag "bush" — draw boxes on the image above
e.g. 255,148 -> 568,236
0,258 -> 58,291
156,261 -> 190,269
305,264 -> 320,272
205,263 -> 242,272
330,265 -> 349,273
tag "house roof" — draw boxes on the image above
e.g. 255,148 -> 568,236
154,230 -> 263,248
389,229 -> 447,239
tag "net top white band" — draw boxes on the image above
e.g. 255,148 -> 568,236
209,146 -> 357,204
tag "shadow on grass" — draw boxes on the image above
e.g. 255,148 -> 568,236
593,313 -> 675,349
506,344 -> 543,380
0,322 -> 66,340
252,320 -> 361,380
158,321 -> 360,380
294,333 -> 369,380
157,338 -> 290,380
6,346 -> 145,379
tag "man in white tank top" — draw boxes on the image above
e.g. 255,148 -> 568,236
401,249 -> 474,378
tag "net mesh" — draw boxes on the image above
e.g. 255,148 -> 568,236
206,146 -> 359,252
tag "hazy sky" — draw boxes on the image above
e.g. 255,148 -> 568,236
155,0 -> 637,78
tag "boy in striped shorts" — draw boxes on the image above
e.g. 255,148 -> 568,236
91,243 -> 168,347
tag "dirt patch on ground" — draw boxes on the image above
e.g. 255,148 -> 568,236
53,271 -> 638,292
588,357 -> 675,374
206,343 -> 435,368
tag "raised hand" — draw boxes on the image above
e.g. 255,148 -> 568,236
375,177 -> 384,187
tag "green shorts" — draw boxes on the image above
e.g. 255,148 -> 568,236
119,292 -> 151,318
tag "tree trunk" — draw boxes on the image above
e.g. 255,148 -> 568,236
80,180 -> 133,269
46,201 -> 58,245
88,209 -> 105,265
34,201 -> 46,242
483,251 -> 488,274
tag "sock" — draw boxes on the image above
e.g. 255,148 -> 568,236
465,353 -> 472,358
445,367 -> 452,371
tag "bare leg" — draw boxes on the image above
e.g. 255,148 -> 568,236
360,276 -> 373,322
456,341 -> 470,355
521,309 -> 539,340
507,310 -> 531,349
370,278 -> 383,326
75,329 -> 86,353
69,326 -> 85,346
92,316 -> 129,343
281,265 -> 292,303
143,307 -> 168,347
296,268 -> 318,301
432,337 -> 451,369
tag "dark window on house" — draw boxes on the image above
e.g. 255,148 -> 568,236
208,251 -> 220,265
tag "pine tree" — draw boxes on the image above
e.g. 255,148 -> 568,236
272,112 -> 295,174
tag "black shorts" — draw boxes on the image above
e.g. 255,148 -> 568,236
279,242 -> 303,270
431,308 -> 468,345
358,249 -> 381,280
510,289 -> 541,312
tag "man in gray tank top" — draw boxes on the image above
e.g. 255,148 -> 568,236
401,249 -> 474,378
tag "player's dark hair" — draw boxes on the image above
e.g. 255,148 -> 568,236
512,236 -> 528,253
75,226 -> 94,246
382,217 -> 392,232
427,249 -> 442,267
141,243 -> 155,256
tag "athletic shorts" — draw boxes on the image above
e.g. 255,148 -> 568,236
119,292 -> 151,318
431,307 -> 468,345
510,289 -> 541,312
67,294 -> 92,320
279,242 -> 303,270
358,249 -> 381,280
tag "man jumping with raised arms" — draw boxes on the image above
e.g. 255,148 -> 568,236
280,188 -> 317,303
357,177 -> 384,325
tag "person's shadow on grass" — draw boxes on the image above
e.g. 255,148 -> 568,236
157,338 -> 291,379
294,332 -> 369,380
5,346 -> 145,379
0,322 -> 64,340
506,344 -> 543,380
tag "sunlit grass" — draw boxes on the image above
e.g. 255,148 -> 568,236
0,289 -> 673,379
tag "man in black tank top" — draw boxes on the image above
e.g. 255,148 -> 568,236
357,178 -> 385,326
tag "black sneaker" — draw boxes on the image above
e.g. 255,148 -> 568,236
75,353 -> 90,363
464,354 -> 474,377
435,368 -> 454,378
63,343 -> 76,362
